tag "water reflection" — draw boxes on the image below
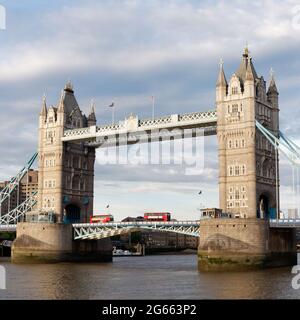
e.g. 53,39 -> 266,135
0,255 -> 299,299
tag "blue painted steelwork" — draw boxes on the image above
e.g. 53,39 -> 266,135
0,153 -> 38,207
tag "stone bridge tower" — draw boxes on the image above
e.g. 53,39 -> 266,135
37,82 -> 96,223
217,48 -> 279,219
197,49 -> 296,271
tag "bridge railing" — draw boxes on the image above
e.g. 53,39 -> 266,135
72,220 -> 200,228
63,110 -> 217,140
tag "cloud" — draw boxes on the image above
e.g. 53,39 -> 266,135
1,0 -> 300,218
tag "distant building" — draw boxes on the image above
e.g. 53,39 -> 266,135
141,231 -> 198,250
0,169 -> 38,214
117,215 -> 199,251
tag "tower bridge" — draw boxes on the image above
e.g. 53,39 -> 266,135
1,48 -> 299,269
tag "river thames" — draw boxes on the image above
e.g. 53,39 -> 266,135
0,254 -> 299,299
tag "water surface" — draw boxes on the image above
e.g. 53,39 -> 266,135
0,255 -> 299,299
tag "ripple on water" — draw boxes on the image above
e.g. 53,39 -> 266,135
0,255 -> 299,299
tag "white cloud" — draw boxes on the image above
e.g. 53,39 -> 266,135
1,0 -> 300,82
1,0 -> 300,219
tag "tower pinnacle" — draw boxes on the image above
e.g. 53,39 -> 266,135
245,57 -> 255,81
216,58 -> 227,87
267,68 -> 278,95
87,99 -> 97,126
40,93 -> 47,116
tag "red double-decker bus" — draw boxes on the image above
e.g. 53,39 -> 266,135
90,214 -> 114,223
144,212 -> 171,222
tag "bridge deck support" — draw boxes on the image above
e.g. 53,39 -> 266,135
198,219 -> 297,271
11,223 -> 112,263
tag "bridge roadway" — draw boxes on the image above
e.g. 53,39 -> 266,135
1,219 -> 300,239
61,110 -> 218,147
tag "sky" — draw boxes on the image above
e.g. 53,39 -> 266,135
0,0 -> 300,220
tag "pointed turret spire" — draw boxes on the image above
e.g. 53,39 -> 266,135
87,99 -> 97,126
235,46 -> 258,84
58,80 -> 79,115
267,68 -> 278,95
58,89 -> 65,113
245,57 -> 255,81
216,58 -> 227,87
40,93 -> 47,116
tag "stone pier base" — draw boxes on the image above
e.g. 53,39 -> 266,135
11,223 -> 113,263
198,219 -> 297,271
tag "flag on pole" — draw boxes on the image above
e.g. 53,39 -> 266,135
108,102 -> 115,124
151,95 -> 155,120
106,204 -> 110,208
198,190 -> 202,195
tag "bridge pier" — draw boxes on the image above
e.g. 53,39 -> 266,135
11,223 -> 113,263
198,219 -> 297,271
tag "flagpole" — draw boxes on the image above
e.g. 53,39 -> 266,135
152,95 -> 155,120
112,106 -> 115,124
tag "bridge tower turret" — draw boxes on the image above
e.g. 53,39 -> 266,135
37,82 -> 96,223
198,49 -> 297,271
217,48 -> 279,219
267,71 -> 279,133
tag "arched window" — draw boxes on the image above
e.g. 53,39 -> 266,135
235,166 -> 240,175
242,165 -> 246,175
235,190 -> 240,200
72,175 -> 80,190
80,178 -> 85,191
262,159 -> 269,177
232,104 -> 238,112
73,156 -> 79,169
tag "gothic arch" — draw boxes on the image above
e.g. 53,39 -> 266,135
72,175 -> 80,190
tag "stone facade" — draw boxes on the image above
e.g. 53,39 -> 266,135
37,82 -> 96,223
198,218 -> 296,270
12,222 -> 112,263
217,48 -> 279,219
197,49 -> 297,271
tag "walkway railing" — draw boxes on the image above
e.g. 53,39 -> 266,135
62,110 -> 217,143
72,220 -> 201,240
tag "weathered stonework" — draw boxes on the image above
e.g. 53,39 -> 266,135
11,84 -> 113,264
198,49 -> 296,271
37,83 -> 97,223
12,223 -> 112,263
217,48 -> 279,219
198,219 -> 296,271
